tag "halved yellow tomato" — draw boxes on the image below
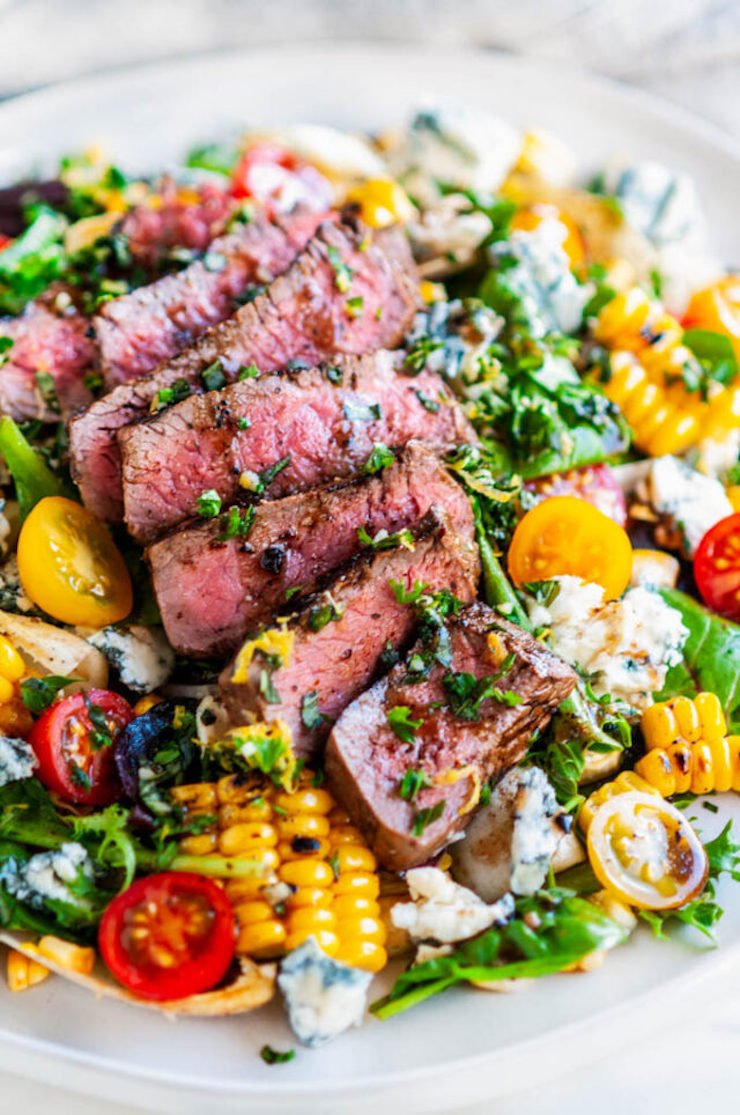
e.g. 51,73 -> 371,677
586,792 -> 708,910
507,495 -> 632,600
684,275 -> 740,363
510,203 -> 585,273
17,496 -> 132,627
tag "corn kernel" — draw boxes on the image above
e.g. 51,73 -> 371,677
7,949 -> 50,992
333,845 -> 377,874
236,919 -> 287,958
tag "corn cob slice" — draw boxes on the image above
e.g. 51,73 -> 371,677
171,770 -> 388,973
636,692 -> 740,795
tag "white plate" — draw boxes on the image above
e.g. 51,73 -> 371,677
0,44 -> 739,1115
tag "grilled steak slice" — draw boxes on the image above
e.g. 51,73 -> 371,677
0,299 -> 94,422
219,509 -> 479,758
148,442 -> 474,658
120,180 -> 233,269
69,216 -> 419,521
96,207 -> 324,388
120,351 -> 471,544
325,603 -> 577,871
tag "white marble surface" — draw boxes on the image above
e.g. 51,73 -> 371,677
0,2 -> 739,1111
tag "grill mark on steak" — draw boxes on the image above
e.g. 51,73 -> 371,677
95,207 -> 324,388
218,509 -> 480,759
325,603 -> 577,871
120,351 -> 473,544
147,441 -> 475,658
69,216 -> 419,522
0,297 -> 95,422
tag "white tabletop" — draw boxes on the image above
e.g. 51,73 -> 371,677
0,2 -> 738,1111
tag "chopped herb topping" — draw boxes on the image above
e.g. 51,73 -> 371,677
404,334 -> 443,374
217,505 -> 255,541
237,363 -> 260,380
412,800 -> 444,837
345,295 -> 364,318
414,388 -> 441,413
362,442 -> 395,474
197,489 -> 222,519
326,244 -> 353,293
301,690 -> 325,731
307,597 -> 342,632
326,364 -> 343,385
442,654 -> 521,721
387,705 -> 424,743
35,372 -> 60,414
201,361 -> 226,392
86,702 -> 114,750
399,767 -> 432,803
151,378 -> 192,412
358,526 -> 415,551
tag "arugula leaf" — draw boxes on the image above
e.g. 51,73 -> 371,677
0,416 -> 64,517
372,891 -> 626,1019
70,805 -> 138,890
658,589 -> 740,732
682,329 -> 738,387
0,207 -> 68,314
185,142 -> 239,175
0,779 -> 71,848
20,675 -> 77,713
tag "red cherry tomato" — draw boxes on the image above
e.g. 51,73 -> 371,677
694,512 -> 740,621
29,688 -> 133,806
525,464 -> 627,527
99,872 -> 236,1001
230,142 -> 332,216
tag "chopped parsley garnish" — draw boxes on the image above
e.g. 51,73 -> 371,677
412,800 -> 444,837
345,295 -> 364,318
326,244 -> 353,293
217,505 -> 256,541
20,675 -> 77,713
357,526 -> 415,551
259,667 -> 281,704
197,489 -> 222,518
86,703 -> 114,751
389,579 -> 429,605
307,598 -> 342,632
151,378 -> 192,412
387,705 -> 424,743
399,767 -> 432,803
414,388 -> 440,413
362,442 -> 394,474
201,361 -> 226,392
242,455 -> 292,495
69,762 -> 92,792
35,372 -> 60,414
404,334 -> 443,373
326,365 -> 343,385
343,399 -> 381,423
237,363 -> 260,380
301,690 -> 325,731
442,654 -> 521,721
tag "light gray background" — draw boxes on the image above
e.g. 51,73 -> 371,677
0,0 -> 739,1110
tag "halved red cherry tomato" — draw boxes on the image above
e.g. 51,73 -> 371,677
230,142 -> 332,216
694,512 -> 740,621
587,792 -> 708,910
99,872 -> 236,1001
29,688 -> 133,805
526,464 -> 627,527
508,495 -> 633,600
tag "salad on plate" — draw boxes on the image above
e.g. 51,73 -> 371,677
0,101 -> 738,1054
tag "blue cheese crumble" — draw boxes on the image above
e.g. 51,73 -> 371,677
0,736 -> 37,787
391,867 -> 514,943
81,624 -> 174,693
0,842 -> 94,910
278,937 -> 372,1048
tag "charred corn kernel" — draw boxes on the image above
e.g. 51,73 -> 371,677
636,693 -> 739,795
419,280 -> 446,304
593,290 -> 740,456
726,484 -> 740,513
578,770 -> 660,833
237,919 -> 287,958
173,771 -> 386,971
334,939 -> 388,973
344,177 -> 415,229
132,693 -> 162,716
7,949 -> 50,992
35,936 -> 94,976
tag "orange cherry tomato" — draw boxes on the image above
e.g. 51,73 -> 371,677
586,792 -> 708,910
17,496 -> 132,627
508,495 -> 633,600
510,203 -> 586,273
684,275 -> 740,363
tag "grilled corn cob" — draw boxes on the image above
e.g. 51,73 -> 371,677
592,288 -> 740,457
171,770 -> 388,973
636,692 -> 740,795
0,634 -> 32,737
578,770 -> 661,833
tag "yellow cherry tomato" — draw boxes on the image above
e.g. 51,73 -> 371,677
510,203 -> 585,273
507,495 -> 632,600
586,792 -> 708,910
684,275 -> 740,363
17,497 -> 132,627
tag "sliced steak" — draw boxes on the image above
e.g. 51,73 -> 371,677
148,441 -> 474,658
121,351 -> 471,544
96,207 -> 324,388
69,216 -> 419,521
0,299 -> 94,422
219,509 -> 480,758
325,603 -> 577,871
120,180 -> 233,269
